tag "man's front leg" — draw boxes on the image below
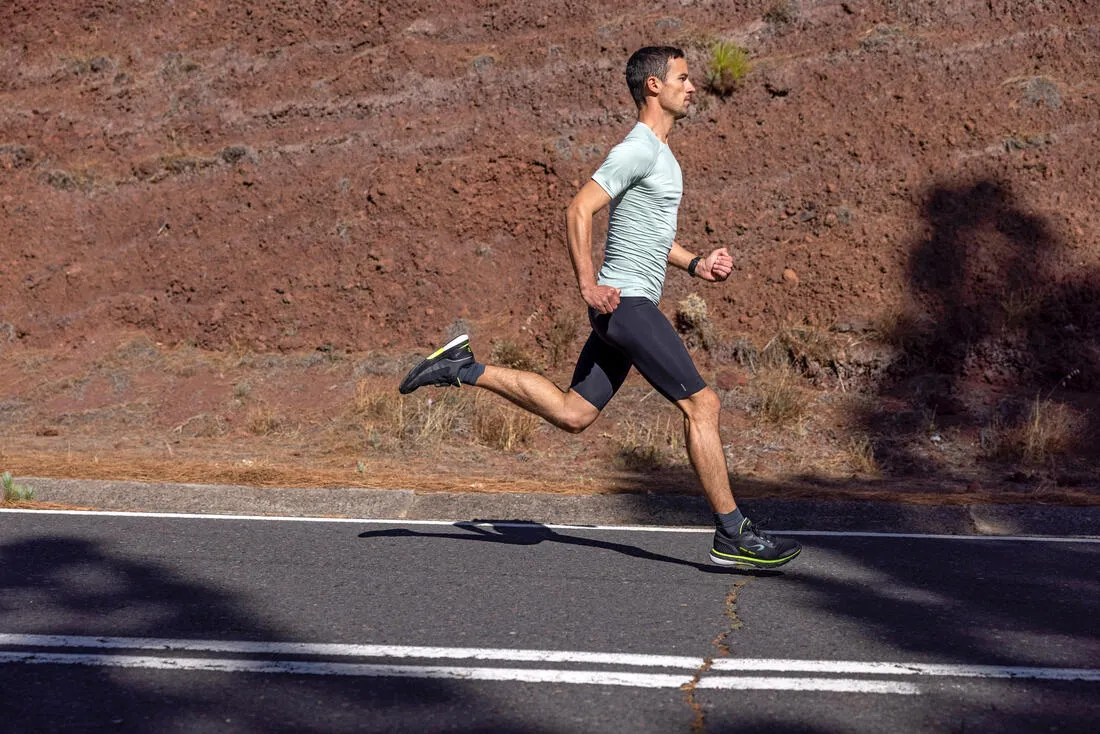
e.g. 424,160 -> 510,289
677,387 -> 737,513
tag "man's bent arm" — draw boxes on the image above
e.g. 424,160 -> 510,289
566,181 -> 618,312
669,240 -> 733,282
668,241 -> 698,272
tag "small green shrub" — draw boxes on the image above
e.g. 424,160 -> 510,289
2,472 -> 36,502
706,41 -> 751,96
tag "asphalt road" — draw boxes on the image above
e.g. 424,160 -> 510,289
1,509 -> 1098,733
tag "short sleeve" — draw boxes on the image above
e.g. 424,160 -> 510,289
591,136 -> 657,200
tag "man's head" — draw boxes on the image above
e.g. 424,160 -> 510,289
625,46 -> 694,119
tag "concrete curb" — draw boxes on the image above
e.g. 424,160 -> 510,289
19,477 -> 1100,537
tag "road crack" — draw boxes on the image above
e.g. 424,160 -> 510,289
682,577 -> 753,733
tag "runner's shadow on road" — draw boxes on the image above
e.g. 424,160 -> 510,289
358,521 -> 784,576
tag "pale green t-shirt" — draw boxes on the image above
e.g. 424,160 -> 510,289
591,122 -> 683,305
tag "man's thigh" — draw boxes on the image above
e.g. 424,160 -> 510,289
569,330 -> 631,410
601,298 -> 706,402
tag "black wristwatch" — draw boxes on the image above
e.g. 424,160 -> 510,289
687,256 -> 702,277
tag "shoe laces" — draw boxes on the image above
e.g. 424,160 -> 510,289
742,519 -> 774,543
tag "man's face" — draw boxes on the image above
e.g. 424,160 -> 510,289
656,57 -> 695,119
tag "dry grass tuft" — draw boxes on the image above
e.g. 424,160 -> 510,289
354,381 -> 407,425
541,313 -> 580,369
999,287 -> 1041,329
612,413 -> 684,471
760,326 -> 844,375
981,396 -> 1085,466
415,391 -> 470,442
351,380 -> 544,452
172,413 -> 228,438
753,364 -> 813,426
675,294 -> 717,351
245,404 -> 284,436
844,435 -> 880,475
491,340 -> 541,372
473,396 -> 541,451
350,379 -> 475,446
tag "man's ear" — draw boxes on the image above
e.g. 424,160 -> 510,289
645,75 -> 662,96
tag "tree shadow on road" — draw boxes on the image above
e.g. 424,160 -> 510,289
0,533 -> 554,733
749,534 -> 1100,733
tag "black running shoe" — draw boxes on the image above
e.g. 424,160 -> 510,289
398,334 -> 475,394
710,518 -> 801,569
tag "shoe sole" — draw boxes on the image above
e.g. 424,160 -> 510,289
708,547 -> 801,569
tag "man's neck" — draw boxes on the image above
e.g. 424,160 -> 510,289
637,105 -> 675,143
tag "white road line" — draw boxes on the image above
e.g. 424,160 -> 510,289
698,677 -> 919,694
0,634 -> 1096,685
0,651 -> 920,693
2,508 -> 1097,542
0,634 -> 704,669
709,658 -> 1100,682
0,651 -> 690,688
778,530 -> 1100,543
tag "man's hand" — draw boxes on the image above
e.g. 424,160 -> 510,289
697,248 -> 733,282
582,283 -> 621,314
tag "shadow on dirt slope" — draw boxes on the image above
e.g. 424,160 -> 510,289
856,178 -> 1099,483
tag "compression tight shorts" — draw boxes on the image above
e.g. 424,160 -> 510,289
569,297 -> 706,409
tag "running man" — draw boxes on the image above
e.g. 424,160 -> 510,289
400,46 -> 801,569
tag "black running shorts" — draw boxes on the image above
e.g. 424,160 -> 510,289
569,297 -> 706,409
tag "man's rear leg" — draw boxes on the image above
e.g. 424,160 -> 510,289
399,332 -> 605,434
476,366 -> 599,434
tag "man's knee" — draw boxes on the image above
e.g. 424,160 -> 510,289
559,392 -> 600,434
679,387 -> 721,424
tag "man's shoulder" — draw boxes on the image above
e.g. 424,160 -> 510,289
619,123 -> 662,154
606,123 -> 662,167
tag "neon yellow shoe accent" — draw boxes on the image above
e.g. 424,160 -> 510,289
710,547 -> 801,565
427,334 -> 470,360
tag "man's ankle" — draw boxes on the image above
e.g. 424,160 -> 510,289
457,361 -> 485,386
714,507 -> 746,535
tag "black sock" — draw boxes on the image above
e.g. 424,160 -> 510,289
715,508 -> 746,535
457,361 -> 485,386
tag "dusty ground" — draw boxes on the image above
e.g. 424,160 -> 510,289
2,1 -> 1098,505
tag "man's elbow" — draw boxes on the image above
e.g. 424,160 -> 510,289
566,198 -> 592,223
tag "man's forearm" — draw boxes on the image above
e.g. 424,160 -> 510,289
668,241 -> 698,271
566,206 -> 599,293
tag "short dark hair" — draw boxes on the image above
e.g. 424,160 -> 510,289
625,46 -> 684,107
